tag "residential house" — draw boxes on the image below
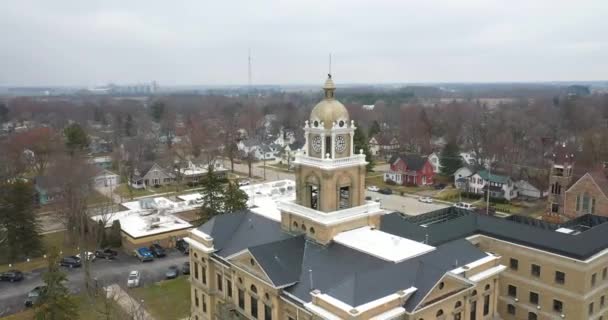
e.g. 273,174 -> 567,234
384,154 -> 435,186
273,128 -> 295,148
460,152 -> 477,166
279,140 -> 304,167
180,161 -> 228,185
129,163 -> 175,189
92,169 -> 120,188
454,166 -> 475,188
88,156 -> 113,169
515,179 -> 548,199
467,170 -> 517,201
89,136 -> 112,154
34,176 -> 62,205
237,138 -> 280,160
368,133 -> 399,158
427,152 -> 441,173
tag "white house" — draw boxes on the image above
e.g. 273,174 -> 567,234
273,128 -> 296,148
467,170 -> 518,201
130,163 -> 175,189
368,133 -> 399,157
93,169 -> 120,188
460,152 -> 477,166
428,153 -> 441,173
454,167 -> 474,187
515,180 -> 548,199
237,139 -> 280,161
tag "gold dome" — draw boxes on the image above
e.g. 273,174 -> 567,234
310,75 -> 349,130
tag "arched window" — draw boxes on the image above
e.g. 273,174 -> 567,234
436,309 -> 444,317
528,312 -> 538,320
301,223 -> 306,231
485,284 -> 491,291
250,285 -> 257,294
471,290 -> 477,296
438,282 -> 444,289
583,193 -> 591,212
454,301 -> 462,309
309,227 -> 315,234
293,221 -> 298,228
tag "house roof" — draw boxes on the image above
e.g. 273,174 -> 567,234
371,132 -> 396,145
476,170 -> 510,184
390,154 -> 428,171
588,170 -> 608,197
380,208 -> 608,261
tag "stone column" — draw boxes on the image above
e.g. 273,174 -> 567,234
492,278 -> 499,316
321,132 -> 326,159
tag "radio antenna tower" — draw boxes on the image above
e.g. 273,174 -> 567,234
248,48 -> 252,97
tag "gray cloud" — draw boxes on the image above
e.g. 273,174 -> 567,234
1,0 -> 607,86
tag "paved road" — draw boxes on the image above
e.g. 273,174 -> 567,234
227,160 -> 295,182
0,250 -> 188,317
367,191 -> 449,215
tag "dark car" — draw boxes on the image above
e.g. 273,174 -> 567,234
149,243 -> 166,258
176,239 -> 189,255
24,286 -> 47,307
0,270 -> 24,282
165,265 -> 179,279
434,183 -> 447,190
379,188 -> 393,195
182,262 -> 190,275
94,248 -> 118,260
134,247 -> 154,262
60,256 -> 82,268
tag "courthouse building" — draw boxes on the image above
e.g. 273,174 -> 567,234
186,76 -> 608,320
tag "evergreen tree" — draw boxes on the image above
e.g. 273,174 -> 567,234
0,181 -> 43,261
35,246 -> 79,320
199,165 -> 224,221
440,140 -> 463,177
109,220 -> 122,248
124,114 -> 135,137
353,127 -> 374,171
63,123 -> 90,154
149,101 -> 165,123
368,120 -> 381,138
224,182 -> 249,213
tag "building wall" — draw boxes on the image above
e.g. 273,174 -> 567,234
564,174 -> 608,219
120,228 -> 191,253
471,235 -> 608,320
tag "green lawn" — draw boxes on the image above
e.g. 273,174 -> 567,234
115,183 -> 184,200
0,294 -> 128,320
0,230 -> 94,273
130,276 -> 191,320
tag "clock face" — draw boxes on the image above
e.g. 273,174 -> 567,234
335,135 -> 346,153
311,136 -> 322,153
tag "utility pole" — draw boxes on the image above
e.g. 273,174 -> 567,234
486,164 -> 491,216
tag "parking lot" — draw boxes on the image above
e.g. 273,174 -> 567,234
366,190 -> 449,215
0,249 -> 189,317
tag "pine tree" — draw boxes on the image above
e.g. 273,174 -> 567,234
109,220 -> 122,248
0,181 -> 43,261
63,123 -> 90,155
224,182 -> 249,213
353,127 -> 374,171
35,246 -> 79,320
200,165 -> 224,221
368,120 -> 381,138
440,140 -> 463,177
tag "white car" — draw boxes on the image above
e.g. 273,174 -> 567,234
238,180 -> 250,186
367,185 -> 380,192
76,251 -> 96,262
454,202 -> 474,210
127,270 -> 141,288
418,196 -> 433,204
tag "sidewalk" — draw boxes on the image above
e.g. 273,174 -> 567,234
105,284 -> 156,320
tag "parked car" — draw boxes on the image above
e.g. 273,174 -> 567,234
165,265 -> 179,279
76,251 -> 96,262
182,262 -> 190,275
134,247 -> 154,262
127,270 -> 141,288
418,196 -> 433,204
176,239 -> 189,255
367,185 -> 380,192
238,180 -> 250,186
149,243 -> 166,258
0,270 -> 24,282
454,202 -> 474,210
59,256 -> 82,268
24,286 -> 47,307
378,188 -> 393,195
434,183 -> 447,190
94,248 -> 118,260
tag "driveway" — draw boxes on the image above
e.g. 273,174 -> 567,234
0,250 -> 188,317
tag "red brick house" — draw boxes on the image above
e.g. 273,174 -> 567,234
384,154 -> 435,186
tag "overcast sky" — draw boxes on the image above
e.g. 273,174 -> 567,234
1,0 -> 607,86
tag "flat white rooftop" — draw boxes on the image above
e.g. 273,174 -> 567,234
333,226 -> 435,263
242,180 -> 296,222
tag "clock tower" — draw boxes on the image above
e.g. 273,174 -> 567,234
278,74 -> 383,244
